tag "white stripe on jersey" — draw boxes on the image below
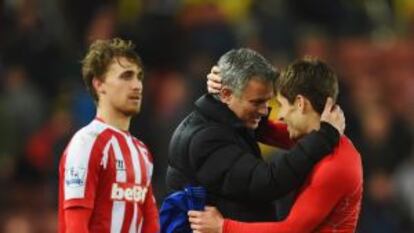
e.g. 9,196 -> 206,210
136,143 -> 153,186
101,139 -> 112,169
110,137 -> 127,233
137,218 -> 143,233
126,136 -> 142,185
111,137 -> 127,182
126,136 -> 142,232
111,201 -> 126,233
128,203 -> 138,233
64,121 -> 107,200
110,136 -> 127,233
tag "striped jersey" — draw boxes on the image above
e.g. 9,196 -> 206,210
58,118 -> 159,233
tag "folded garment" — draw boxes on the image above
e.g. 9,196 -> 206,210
160,186 -> 206,233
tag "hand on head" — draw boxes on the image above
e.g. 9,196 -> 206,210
207,66 -> 222,94
321,97 -> 345,134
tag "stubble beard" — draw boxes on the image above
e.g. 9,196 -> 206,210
118,102 -> 141,117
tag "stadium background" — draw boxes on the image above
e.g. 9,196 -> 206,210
0,0 -> 413,232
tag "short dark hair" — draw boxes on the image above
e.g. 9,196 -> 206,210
276,57 -> 338,114
81,38 -> 142,102
217,48 -> 279,97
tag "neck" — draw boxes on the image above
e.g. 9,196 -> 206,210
306,111 -> 321,133
96,105 -> 131,131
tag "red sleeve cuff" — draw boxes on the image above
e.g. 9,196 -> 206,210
223,219 -> 236,233
63,198 -> 94,209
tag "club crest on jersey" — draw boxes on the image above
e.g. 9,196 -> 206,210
111,183 -> 148,203
65,166 -> 86,187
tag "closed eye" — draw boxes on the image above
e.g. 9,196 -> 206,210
250,98 -> 269,106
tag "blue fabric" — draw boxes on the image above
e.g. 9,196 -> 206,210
160,186 -> 206,233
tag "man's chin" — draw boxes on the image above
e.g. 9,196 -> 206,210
122,107 -> 141,117
289,132 -> 304,141
246,122 -> 260,130
288,131 -> 298,140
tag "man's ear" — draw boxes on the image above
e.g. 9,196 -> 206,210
295,95 -> 307,113
219,87 -> 233,104
93,77 -> 105,95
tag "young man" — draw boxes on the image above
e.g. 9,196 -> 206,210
167,48 -> 345,222
188,58 -> 363,233
58,38 -> 159,233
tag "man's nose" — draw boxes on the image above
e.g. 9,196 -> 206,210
258,105 -> 269,116
132,79 -> 143,90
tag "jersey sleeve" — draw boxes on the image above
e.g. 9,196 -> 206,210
61,130 -> 112,209
223,156 -> 350,233
63,207 -> 92,233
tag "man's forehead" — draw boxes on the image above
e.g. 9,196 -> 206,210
238,82 -> 272,102
111,57 -> 142,71
243,78 -> 273,92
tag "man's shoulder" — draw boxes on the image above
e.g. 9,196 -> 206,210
312,136 -> 362,184
332,136 -> 361,165
61,121 -> 114,166
130,137 -> 152,159
68,120 -> 114,149
174,111 -> 233,139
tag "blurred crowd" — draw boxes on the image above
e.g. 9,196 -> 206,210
0,0 -> 413,232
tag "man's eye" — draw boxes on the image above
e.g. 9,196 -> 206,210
121,72 -> 134,79
138,73 -> 144,81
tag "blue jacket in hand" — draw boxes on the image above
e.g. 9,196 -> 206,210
160,186 -> 206,233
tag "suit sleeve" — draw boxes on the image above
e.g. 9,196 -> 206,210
222,157 -> 349,233
256,120 -> 294,149
189,122 -> 339,201
141,185 -> 160,233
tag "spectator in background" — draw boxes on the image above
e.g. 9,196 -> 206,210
395,153 -> 414,230
0,65 -> 45,183
2,0 -> 63,97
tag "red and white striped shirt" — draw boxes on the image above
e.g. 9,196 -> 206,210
58,118 -> 159,233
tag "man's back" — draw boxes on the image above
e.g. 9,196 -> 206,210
304,136 -> 362,232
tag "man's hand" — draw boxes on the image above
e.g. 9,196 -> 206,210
188,206 -> 224,233
207,66 -> 222,94
320,97 -> 345,135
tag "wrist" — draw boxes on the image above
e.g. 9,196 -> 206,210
319,122 -> 340,147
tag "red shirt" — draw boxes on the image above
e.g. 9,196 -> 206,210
58,119 -> 159,233
224,136 -> 363,233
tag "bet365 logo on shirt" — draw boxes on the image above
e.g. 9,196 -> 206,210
111,183 -> 148,203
